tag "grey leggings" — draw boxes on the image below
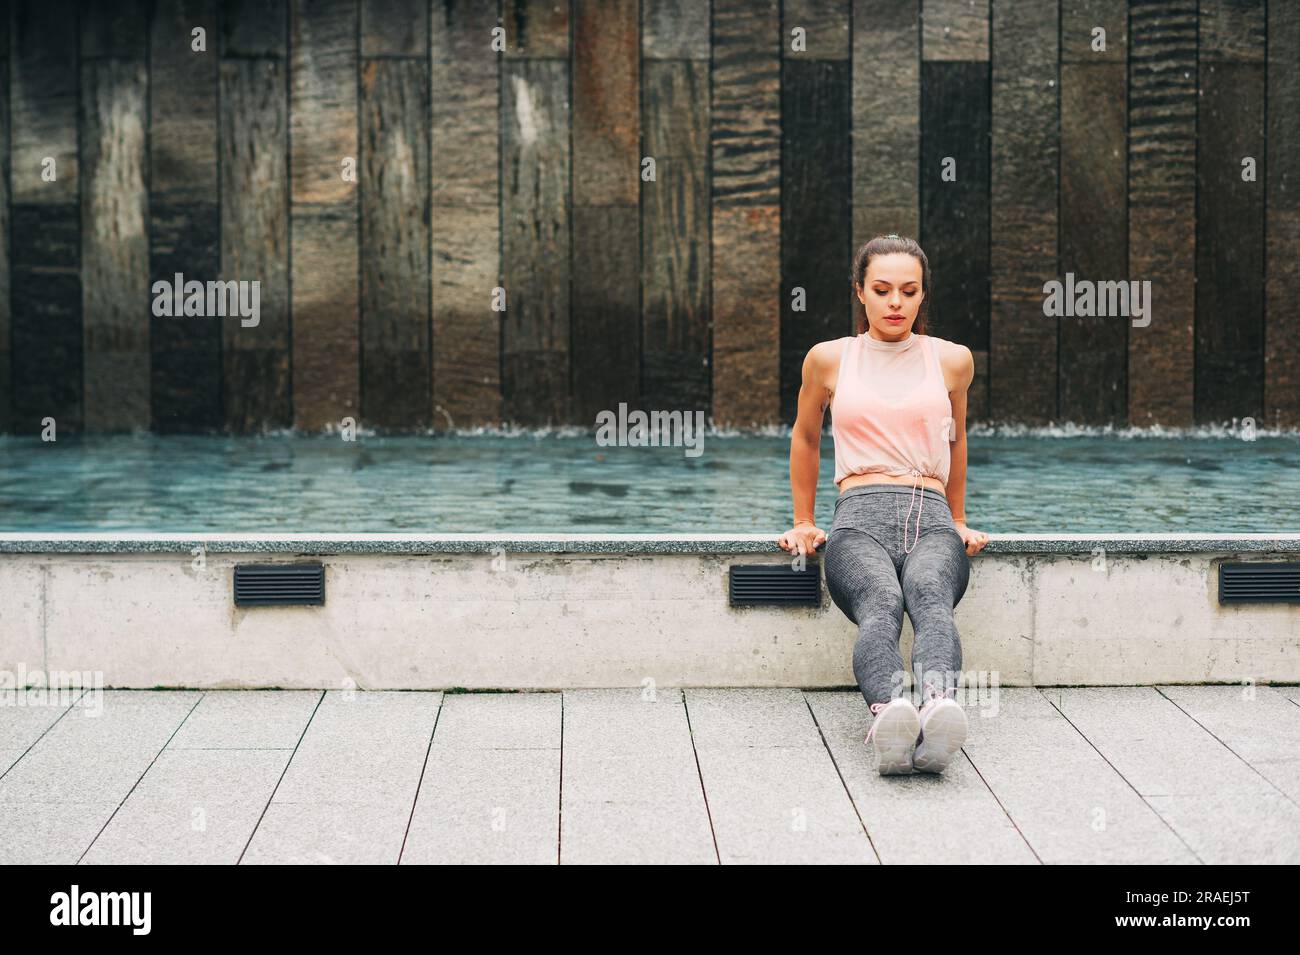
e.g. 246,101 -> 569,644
823,484 -> 971,707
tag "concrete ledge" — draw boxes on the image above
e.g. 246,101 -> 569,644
1,534 -> 1298,689
2,532 -> 1299,555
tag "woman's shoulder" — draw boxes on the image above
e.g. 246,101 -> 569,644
923,335 -> 974,388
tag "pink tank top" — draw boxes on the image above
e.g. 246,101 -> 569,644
830,331 -> 953,492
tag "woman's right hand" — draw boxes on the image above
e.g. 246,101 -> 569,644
777,522 -> 827,557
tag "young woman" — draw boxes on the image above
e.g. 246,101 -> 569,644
777,234 -> 990,777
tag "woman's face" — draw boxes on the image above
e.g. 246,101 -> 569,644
857,253 -> 924,336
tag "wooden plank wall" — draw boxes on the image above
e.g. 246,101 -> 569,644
1,1 -> 1298,434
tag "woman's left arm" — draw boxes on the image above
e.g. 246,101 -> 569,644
944,343 -> 989,556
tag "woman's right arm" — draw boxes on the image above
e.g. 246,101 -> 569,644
777,343 -> 834,556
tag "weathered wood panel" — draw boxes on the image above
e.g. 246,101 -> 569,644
10,1 -> 81,434
291,0 -> 359,429
361,0 -> 426,57
220,58 -> 291,432
1195,0 -> 1265,426
81,0 -> 149,58
922,0 -> 989,62
431,0 -> 500,429
360,59 -> 430,429
221,0 -> 287,57
572,0 -> 639,424
150,0 -> 222,431
642,0 -> 709,61
503,0 -> 570,58
989,0 -> 1056,426
781,56 -> 850,422
82,60 -> 151,432
921,60 -> 990,389
1265,0 -> 1300,428
712,0 -> 780,427
642,59 -> 710,414
502,58 -> 570,426
1128,0 -> 1196,427
852,0 -> 921,246
1060,0 -> 1127,426
0,11 -> 10,432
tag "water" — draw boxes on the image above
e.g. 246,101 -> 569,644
0,428 -> 1296,534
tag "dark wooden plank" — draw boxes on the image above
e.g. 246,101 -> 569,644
920,61 -> 990,373
0,10 -> 10,432
922,0 -> 989,61
503,0 -> 570,58
291,0 -> 357,206
431,205 -> 500,429
220,58 -> 290,432
1060,0 -> 1127,426
361,0 -> 426,57
150,203 -> 223,432
571,0 -> 638,424
783,0 -> 849,60
1196,28 -> 1265,426
711,0 -> 779,426
1196,0 -> 1265,426
11,0 -> 79,205
712,206 -> 780,428
290,0 -> 358,429
502,58 -> 570,426
781,57 -> 850,423
221,0 -> 287,57
852,0 -> 921,328
10,2 -> 81,434
990,0 -> 1056,426
1128,0 -> 1196,427
641,59 -> 710,414
573,206 -> 640,423
642,0 -> 709,60
574,0 -> 637,206
360,58 -> 430,429
151,0 -> 219,202
1265,0 -> 1300,428
10,206 -> 82,434
81,60 -> 151,432
712,0 -> 779,206
81,0 -> 149,58
292,210 -> 359,429
150,0 -> 222,430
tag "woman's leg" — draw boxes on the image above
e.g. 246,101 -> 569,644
823,526 -> 906,708
899,526 -> 970,694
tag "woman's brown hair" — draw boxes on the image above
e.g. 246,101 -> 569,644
850,233 -> 931,336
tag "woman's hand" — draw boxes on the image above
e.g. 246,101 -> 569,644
953,520 -> 989,556
777,522 -> 827,557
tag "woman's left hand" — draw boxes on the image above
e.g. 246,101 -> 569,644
953,520 -> 989,556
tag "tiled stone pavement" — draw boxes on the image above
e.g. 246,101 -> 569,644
2,686 -> 1298,864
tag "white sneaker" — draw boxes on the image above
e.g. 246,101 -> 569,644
911,683 -> 967,774
865,697 -> 921,775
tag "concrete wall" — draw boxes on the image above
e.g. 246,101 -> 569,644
2,541 -> 1298,689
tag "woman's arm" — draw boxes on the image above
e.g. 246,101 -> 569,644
789,343 -> 832,525
943,343 -> 989,555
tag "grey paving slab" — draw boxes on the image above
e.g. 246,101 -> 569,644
559,689 -> 716,865
242,802 -> 413,864
686,689 -> 875,864
0,802 -> 124,864
402,693 -> 561,864
961,688 -> 1197,864
1157,685 -> 1300,804
0,690 -> 201,804
806,691 -> 1038,864
0,691 -> 82,751
241,691 -> 440,864
1278,685 -> 1300,706
167,690 -> 322,749
81,749 -> 291,864
1046,687 -> 1300,862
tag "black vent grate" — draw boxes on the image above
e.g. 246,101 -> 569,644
234,563 -> 325,607
729,563 -> 821,606
1219,562 -> 1300,604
